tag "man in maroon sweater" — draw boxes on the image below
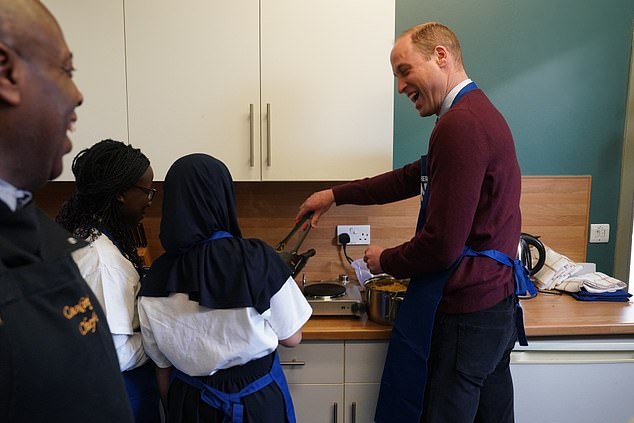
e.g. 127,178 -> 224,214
297,22 -> 520,423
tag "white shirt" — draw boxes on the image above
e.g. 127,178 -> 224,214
72,234 -> 148,371
138,277 -> 312,376
437,78 -> 473,118
0,178 -> 32,211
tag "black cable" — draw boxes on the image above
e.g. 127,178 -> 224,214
338,233 -> 354,264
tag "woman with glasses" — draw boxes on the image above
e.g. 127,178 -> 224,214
57,139 -> 160,423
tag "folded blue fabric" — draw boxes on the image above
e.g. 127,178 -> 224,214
571,288 -> 632,302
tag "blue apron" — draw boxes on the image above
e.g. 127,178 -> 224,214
375,83 -> 534,422
374,155 -> 458,423
173,352 -> 295,423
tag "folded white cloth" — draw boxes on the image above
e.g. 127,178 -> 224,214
532,245 -> 582,290
555,272 -> 627,293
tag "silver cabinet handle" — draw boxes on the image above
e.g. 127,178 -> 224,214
279,360 -> 306,366
333,402 -> 338,423
266,103 -> 271,167
351,402 -> 356,423
249,104 -> 254,167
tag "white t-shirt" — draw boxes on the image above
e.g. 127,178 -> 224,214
138,277 -> 312,376
71,234 -> 148,371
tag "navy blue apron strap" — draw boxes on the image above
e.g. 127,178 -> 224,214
269,352 -> 296,423
450,81 -> 478,107
462,247 -> 537,297
513,299 -> 529,346
209,230 -> 233,241
173,370 -> 232,417
415,155 -> 429,232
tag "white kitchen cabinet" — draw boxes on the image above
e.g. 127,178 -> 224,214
124,1 -> 260,181
279,340 -> 388,423
124,1 -> 394,181
280,341 -> 345,422
344,341 -> 388,422
286,384 -> 345,423
258,0 -> 394,181
343,383 -> 381,423
44,0 -> 128,181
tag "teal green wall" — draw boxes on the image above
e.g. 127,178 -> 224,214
393,0 -> 634,273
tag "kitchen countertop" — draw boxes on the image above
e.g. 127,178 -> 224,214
301,292 -> 634,340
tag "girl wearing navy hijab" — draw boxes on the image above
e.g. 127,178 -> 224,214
139,153 -> 311,423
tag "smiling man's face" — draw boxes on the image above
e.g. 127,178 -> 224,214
390,37 -> 447,118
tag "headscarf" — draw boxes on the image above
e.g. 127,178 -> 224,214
140,154 -> 291,313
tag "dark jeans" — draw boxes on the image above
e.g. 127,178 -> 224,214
422,295 -> 517,423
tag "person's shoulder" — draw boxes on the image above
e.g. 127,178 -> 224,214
274,276 -> 309,301
91,233 -> 116,250
34,207 -> 87,255
463,89 -> 503,116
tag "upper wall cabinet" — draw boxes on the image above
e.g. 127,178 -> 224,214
124,0 -> 395,181
43,0 -> 129,181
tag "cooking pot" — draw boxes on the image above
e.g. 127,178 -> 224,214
518,232 -> 546,276
364,275 -> 409,325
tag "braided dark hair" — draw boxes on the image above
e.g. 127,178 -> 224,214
56,139 -> 150,271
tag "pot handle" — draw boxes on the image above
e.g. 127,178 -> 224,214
520,233 -> 546,276
380,292 -> 391,320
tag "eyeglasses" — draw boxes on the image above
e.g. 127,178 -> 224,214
132,185 -> 157,201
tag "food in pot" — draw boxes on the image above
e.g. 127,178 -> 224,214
366,279 -> 408,292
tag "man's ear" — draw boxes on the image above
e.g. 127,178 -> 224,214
434,45 -> 449,67
0,42 -> 21,106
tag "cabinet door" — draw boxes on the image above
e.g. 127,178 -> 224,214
344,341 -> 388,383
124,1 -> 261,180
288,384 -> 344,423
44,0 -> 128,181
260,0 -> 395,181
344,341 -> 387,423
280,342 -> 345,422
344,383 -> 380,423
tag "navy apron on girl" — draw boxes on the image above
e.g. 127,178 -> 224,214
374,82 -> 534,423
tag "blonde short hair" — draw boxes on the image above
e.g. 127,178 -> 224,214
401,22 -> 463,66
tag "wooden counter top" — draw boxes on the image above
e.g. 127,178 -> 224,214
302,293 -> 634,340
302,315 -> 392,340
520,291 -> 634,336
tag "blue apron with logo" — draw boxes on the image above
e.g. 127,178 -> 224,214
374,154 -> 459,423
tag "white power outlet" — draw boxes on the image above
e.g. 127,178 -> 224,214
336,225 -> 370,245
589,223 -> 610,243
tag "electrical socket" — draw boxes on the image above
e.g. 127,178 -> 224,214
336,225 -> 370,245
589,223 -> 610,243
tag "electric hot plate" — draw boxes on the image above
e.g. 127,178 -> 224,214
303,282 -> 346,300
303,280 -> 364,316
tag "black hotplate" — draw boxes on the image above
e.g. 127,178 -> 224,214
303,282 -> 346,299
